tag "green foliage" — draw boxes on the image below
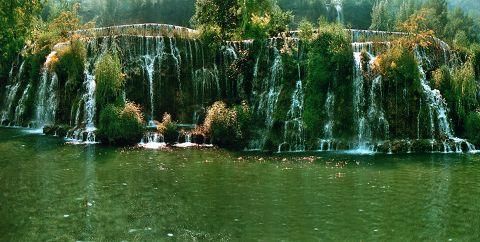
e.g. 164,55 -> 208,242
192,0 -> 292,41
465,112 -> 480,145
198,24 -> 222,50
470,44 -> 480,79
75,0 -> 194,27
242,4 -> 293,39
29,3 -> 93,57
373,45 -> 421,138
304,22 -> 353,144
451,62 -> 477,112
444,8 -> 477,48
95,53 -> 125,110
54,38 -> 86,92
434,61 -> 477,133
342,0 -> 374,29
191,0 -> 240,39
157,113 -> 178,144
0,0 -> 43,84
370,0 -> 392,31
422,0 -> 448,36
98,102 -> 145,145
202,101 -> 251,149
376,46 -> 420,89
298,19 -> 314,42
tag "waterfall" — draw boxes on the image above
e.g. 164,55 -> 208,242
352,45 -> 389,153
193,66 -> 220,105
223,42 -> 239,97
13,83 -> 31,125
0,82 -> 21,125
319,90 -> 335,151
169,37 -> 182,92
248,39 -> 283,150
353,51 -> 372,151
139,132 -> 166,149
263,40 -> 283,129
415,49 -> 454,138
415,48 -> 476,152
142,37 -> 165,124
1,61 -> 25,125
3,24 -> 477,152
84,67 -> 97,143
333,0 -> 343,23
65,54 -> 97,144
368,76 -> 389,140
279,78 -> 305,152
35,68 -> 58,128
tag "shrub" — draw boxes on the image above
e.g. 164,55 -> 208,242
202,101 -> 251,149
451,61 -> 478,130
95,53 -> 125,111
375,45 -> 422,138
470,44 -> 480,80
465,112 -> 480,145
433,61 -> 477,132
157,113 -> 178,144
298,19 -> 314,42
54,37 -> 86,91
97,102 -> 144,145
376,45 -> 420,88
198,24 -> 222,51
242,6 -> 293,39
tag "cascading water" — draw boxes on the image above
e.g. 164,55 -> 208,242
1,82 -> 21,125
65,56 -> 98,144
279,78 -> 305,152
35,67 -> 58,128
13,83 -> 31,125
139,132 -> 166,149
84,66 -> 97,143
248,39 -> 284,150
414,48 -> 476,152
169,37 -> 182,92
352,51 -> 373,151
2,23 -> 477,153
223,42 -> 239,98
193,65 -> 220,105
352,44 -> 390,153
333,0 -> 343,23
1,61 -> 25,125
319,90 -> 335,151
142,36 -> 165,124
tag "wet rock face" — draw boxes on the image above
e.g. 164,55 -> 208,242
43,125 -> 69,137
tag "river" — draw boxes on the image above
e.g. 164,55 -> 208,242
0,127 -> 479,240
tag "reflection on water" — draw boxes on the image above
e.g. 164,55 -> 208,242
83,145 -> 96,239
0,127 -> 480,240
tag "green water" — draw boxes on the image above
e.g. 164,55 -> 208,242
1,128 -> 480,241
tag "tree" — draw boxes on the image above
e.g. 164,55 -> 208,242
191,0 -> 240,39
421,0 -> 448,38
191,0 -> 292,40
444,7 -> 477,48
0,0 -> 44,85
370,0 -> 391,31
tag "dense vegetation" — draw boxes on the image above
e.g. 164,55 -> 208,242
95,53 -> 145,145
303,22 -> 353,144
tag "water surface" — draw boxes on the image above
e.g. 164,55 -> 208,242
1,127 -> 479,240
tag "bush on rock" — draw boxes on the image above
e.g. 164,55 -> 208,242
202,101 -> 251,149
157,113 -> 178,145
97,102 -> 144,145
